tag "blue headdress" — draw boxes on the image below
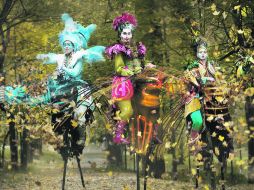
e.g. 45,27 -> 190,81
59,13 -> 96,52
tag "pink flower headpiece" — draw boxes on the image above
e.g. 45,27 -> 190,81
113,12 -> 137,32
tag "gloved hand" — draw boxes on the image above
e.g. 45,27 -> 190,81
145,62 -> 156,69
201,77 -> 215,84
36,54 -> 48,60
120,68 -> 134,76
134,66 -> 142,74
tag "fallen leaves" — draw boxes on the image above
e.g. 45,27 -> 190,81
71,120 -> 78,128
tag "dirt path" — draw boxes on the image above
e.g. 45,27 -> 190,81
1,144 -> 254,190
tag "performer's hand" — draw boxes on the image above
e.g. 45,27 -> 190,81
201,77 -> 215,84
134,66 -> 142,74
145,63 -> 156,69
121,69 -> 134,76
36,54 -> 48,61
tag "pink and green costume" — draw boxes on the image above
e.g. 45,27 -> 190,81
105,13 -> 146,144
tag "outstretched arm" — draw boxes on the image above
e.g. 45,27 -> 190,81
36,53 -> 59,64
81,46 -> 105,63
4,86 -> 27,104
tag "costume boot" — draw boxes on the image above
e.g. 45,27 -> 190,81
113,120 -> 130,144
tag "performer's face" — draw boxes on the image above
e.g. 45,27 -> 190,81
197,47 -> 208,61
63,41 -> 74,54
120,28 -> 132,44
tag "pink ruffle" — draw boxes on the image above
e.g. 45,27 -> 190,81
105,43 -> 146,59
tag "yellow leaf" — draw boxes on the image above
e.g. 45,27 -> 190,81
105,123 -> 111,130
222,11 -> 227,19
225,58 -> 231,62
234,5 -> 241,11
196,153 -> 203,161
218,135 -> 224,141
211,132 -> 217,137
198,176 -> 202,184
171,142 -> 177,148
249,157 -> 254,164
223,122 -> 232,128
236,160 -> 245,166
249,57 -> 254,63
204,185 -> 210,190
210,3 -> 216,12
108,99 -> 114,105
69,100 -> 76,108
228,153 -> 235,161
222,141 -> 228,147
191,168 -> 197,176
215,147 -> 220,156
6,119 -> 12,124
213,10 -> 220,16
237,65 -> 244,78
71,120 -> 78,128
244,87 -> 254,97
52,108 -> 59,114
165,142 -> 171,149
241,7 -> 247,17
206,115 -> 214,122
157,118 -> 162,124
122,185 -> 130,190
215,96 -> 224,103
237,30 -> 244,34
108,171 -> 113,177
7,165 -> 12,170
190,145 -> 196,152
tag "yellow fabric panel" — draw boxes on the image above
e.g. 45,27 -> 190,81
185,98 -> 201,117
115,54 -> 125,75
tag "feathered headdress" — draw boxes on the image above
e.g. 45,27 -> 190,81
112,12 -> 137,32
192,37 -> 208,54
59,13 -> 96,51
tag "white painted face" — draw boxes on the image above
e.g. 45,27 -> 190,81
120,28 -> 132,43
63,40 -> 74,55
197,47 -> 208,61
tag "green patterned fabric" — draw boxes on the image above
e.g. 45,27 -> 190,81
190,110 -> 203,131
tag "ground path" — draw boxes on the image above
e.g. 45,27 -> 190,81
0,144 -> 253,190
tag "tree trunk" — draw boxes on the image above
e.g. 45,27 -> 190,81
179,138 -> 185,164
20,128 -> 29,169
107,142 -> 123,168
246,96 -> 254,183
0,54 -> 4,73
28,142 -> 34,163
171,131 -> 178,180
9,114 -> 18,170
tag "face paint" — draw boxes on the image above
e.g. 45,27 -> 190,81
197,47 -> 208,61
120,28 -> 132,44
63,40 -> 74,55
